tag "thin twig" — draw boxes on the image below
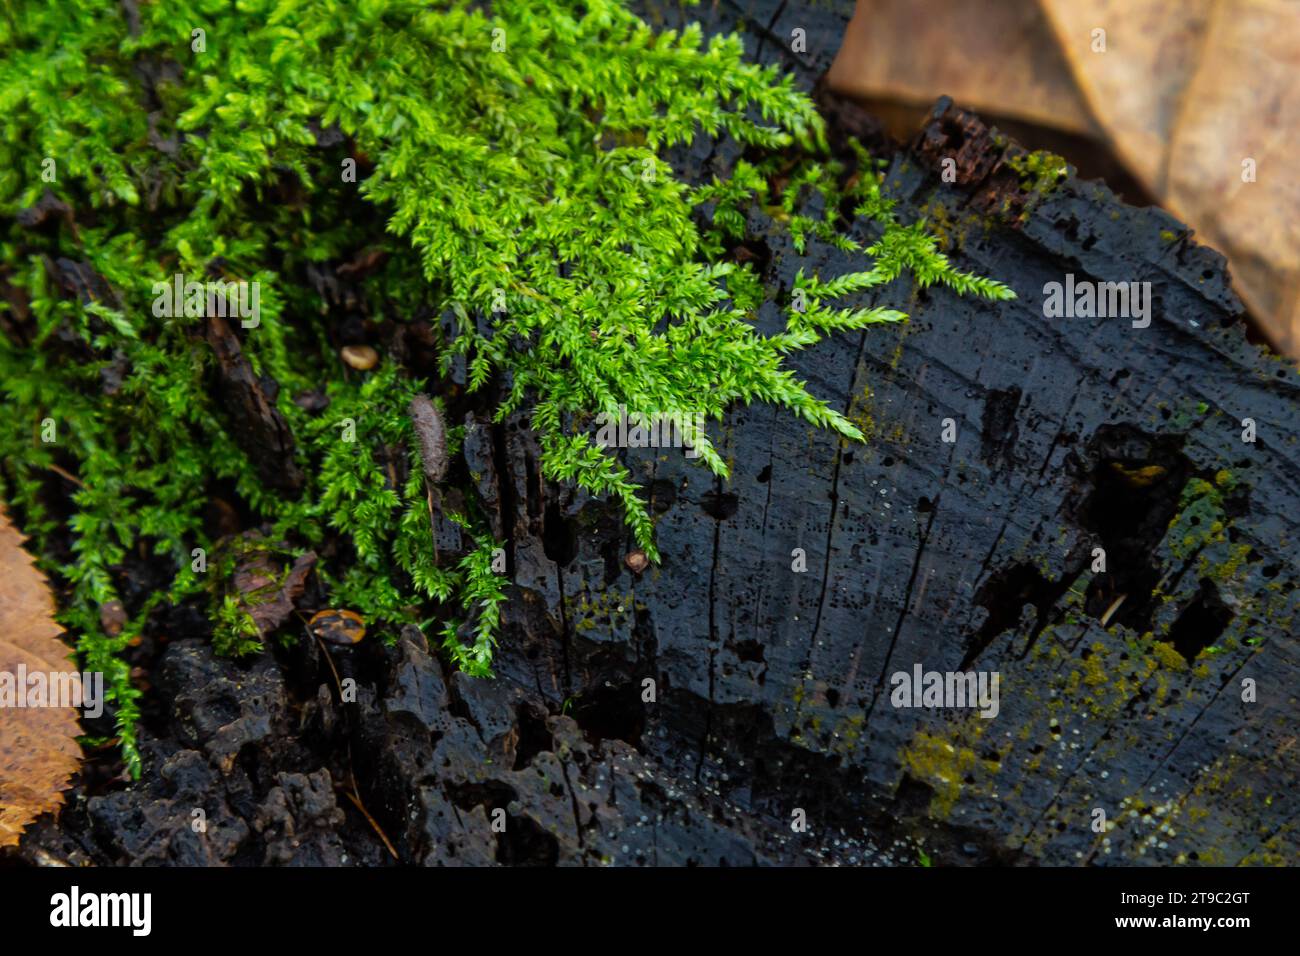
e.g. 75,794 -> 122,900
45,463 -> 84,488
299,612 -> 399,861
1099,593 -> 1127,628
341,784 -> 399,860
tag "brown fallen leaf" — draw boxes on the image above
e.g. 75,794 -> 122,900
1038,0 -> 1214,192
228,534 -> 317,639
1041,0 -> 1300,354
826,0 -> 1098,136
1161,0 -> 1300,356
0,508 -> 83,848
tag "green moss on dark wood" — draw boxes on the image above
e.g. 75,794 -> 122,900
1006,150 -> 1071,199
0,0 -> 1013,775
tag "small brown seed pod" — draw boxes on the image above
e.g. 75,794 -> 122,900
341,344 -> 379,370
99,599 -> 127,636
409,394 -> 448,485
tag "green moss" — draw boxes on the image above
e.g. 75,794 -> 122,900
573,590 -> 636,636
917,201 -> 962,253
0,0 -> 1014,775
1006,150 -> 1070,199
1151,641 -> 1188,672
213,595 -> 262,658
1082,646 -> 1109,685
846,378 -> 877,443
1168,478 -> 1226,561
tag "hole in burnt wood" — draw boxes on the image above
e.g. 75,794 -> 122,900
1167,579 -> 1233,663
940,117 -> 966,148
542,500 -> 577,566
893,774 -> 936,816
649,477 -> 677,513
963,561 -> 1074,668
732,639 -> 766,664
700,490 -> 739,521
495,813 -> 559,867
512,704 -> 554,771
1077,425 -> 1192,631
1054,216 -> 1081,242
571,680 -> 645,748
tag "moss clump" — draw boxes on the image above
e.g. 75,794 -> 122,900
1168,478 -> 1227,560
900,728 -> 1001,818
0,0 -> 1013,774
1151,641 -> 1188,672
1006,149 -> 1070,199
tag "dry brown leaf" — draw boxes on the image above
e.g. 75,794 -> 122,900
228,535 -> 317,638
1164,0 -> 1300,356
1039,0 -> 1214,192
826,0 -> 1097,135
1042,0 -> 1300,354
0,508 -> 82,848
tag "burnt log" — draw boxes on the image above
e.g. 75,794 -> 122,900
16,0 -> 1298,868
448,3 -> 1300,866
465,100 -> 1300,864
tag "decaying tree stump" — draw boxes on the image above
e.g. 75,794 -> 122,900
18,0 -> 1297,868
451,0 -> 1300,865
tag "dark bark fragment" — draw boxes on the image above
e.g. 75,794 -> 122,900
204,315 -> 305,493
